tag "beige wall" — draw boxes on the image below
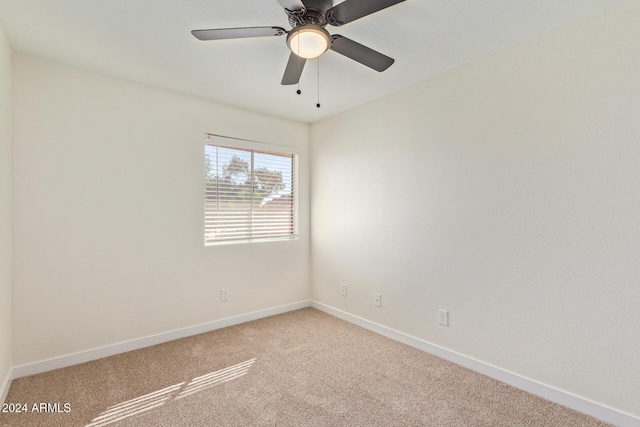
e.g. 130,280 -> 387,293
0,22 -> 12,400
311,1 -> 640,417
11,54 -> 310,365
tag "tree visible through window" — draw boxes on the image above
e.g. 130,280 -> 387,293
205,135 -> 297,244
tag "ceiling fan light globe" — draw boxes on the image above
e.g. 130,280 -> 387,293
287,25 -> 331,59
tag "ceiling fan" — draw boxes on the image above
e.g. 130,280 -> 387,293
192,0 -> 406,85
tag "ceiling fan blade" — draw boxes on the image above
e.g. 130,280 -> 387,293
192,26 -> 286,41
326,0 -> 406,26
330,35 -> 394,72
276,0 -> 306,12
281,53 -> 307,85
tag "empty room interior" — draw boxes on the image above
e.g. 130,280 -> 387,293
0,0 -> 639,426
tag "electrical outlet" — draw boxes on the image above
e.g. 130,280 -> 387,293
438,309 -> 449,326
221,288 -> 229,302
340,284 -> 347,297
374,293 -> 381,307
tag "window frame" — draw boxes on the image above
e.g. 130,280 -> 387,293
204,133 -> 299,246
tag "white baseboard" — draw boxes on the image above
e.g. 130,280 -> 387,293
1,368 -> 11,405
311,301 -> 639,427
12,300 -> 311,380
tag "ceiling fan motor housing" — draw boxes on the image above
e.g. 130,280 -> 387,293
288,0 -> 334,27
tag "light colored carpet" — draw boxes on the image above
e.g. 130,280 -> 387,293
1,308 -> 611,426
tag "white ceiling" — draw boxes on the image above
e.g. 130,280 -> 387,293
0,0 -> 625,123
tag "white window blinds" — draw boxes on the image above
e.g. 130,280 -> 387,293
205,135 -> 297,244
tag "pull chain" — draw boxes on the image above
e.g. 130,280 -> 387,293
316,57 -> 321,108
296,36 -> 302,95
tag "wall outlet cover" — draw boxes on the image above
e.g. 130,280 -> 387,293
438,309 -> 449,326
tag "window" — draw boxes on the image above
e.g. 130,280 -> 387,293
204,134 -> 298,245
